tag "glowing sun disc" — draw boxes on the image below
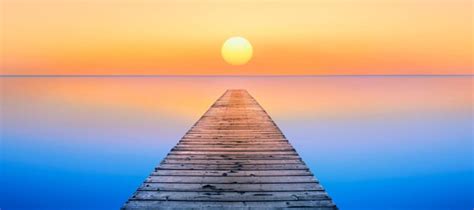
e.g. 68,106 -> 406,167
221,36 -> 253,66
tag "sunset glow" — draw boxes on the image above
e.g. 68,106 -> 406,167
1,0 -> 472,75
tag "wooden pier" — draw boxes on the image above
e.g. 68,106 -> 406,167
122,89 -> 337,209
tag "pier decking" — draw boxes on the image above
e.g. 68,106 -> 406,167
122,89 -> 336,209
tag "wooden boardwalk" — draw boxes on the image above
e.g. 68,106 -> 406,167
122,90 -> 337,209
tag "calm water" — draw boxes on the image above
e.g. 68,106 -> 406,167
1,76 -> 472,209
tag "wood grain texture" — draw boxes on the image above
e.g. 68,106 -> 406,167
122,89 -> 337,209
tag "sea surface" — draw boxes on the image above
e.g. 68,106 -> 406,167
1,76 -> 472,209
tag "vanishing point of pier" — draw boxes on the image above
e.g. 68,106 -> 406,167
122,90 -> 336,209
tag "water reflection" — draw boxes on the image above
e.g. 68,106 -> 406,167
1,76 -> 472,209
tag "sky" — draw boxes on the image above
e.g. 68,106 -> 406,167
1,0 -> 472,75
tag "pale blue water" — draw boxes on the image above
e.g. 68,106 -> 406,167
1,76 -> 472,209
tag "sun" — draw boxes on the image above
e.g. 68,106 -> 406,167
221,36 -> 253,66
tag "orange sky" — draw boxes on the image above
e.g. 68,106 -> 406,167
1,0 -> 472,75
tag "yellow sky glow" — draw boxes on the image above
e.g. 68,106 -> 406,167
1,0 -> 472,75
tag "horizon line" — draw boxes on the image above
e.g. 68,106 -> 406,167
0,74 -> 473,78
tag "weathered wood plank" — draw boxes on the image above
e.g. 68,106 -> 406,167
161,159 -> 303,165
178,140 -> 289,143
165,154 -> 301,160
168,151 -> 298,155
156,163 -> 308,171
177,142 -> 290,145
145,175 -> 317,184
123,200 -> 336,209
138,183 -> 325,192
130,191 -> 330,201
184,135 -> 285,138
151,169 -> 312,177
174,144 -> 293,147
171,148 -> 295,152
